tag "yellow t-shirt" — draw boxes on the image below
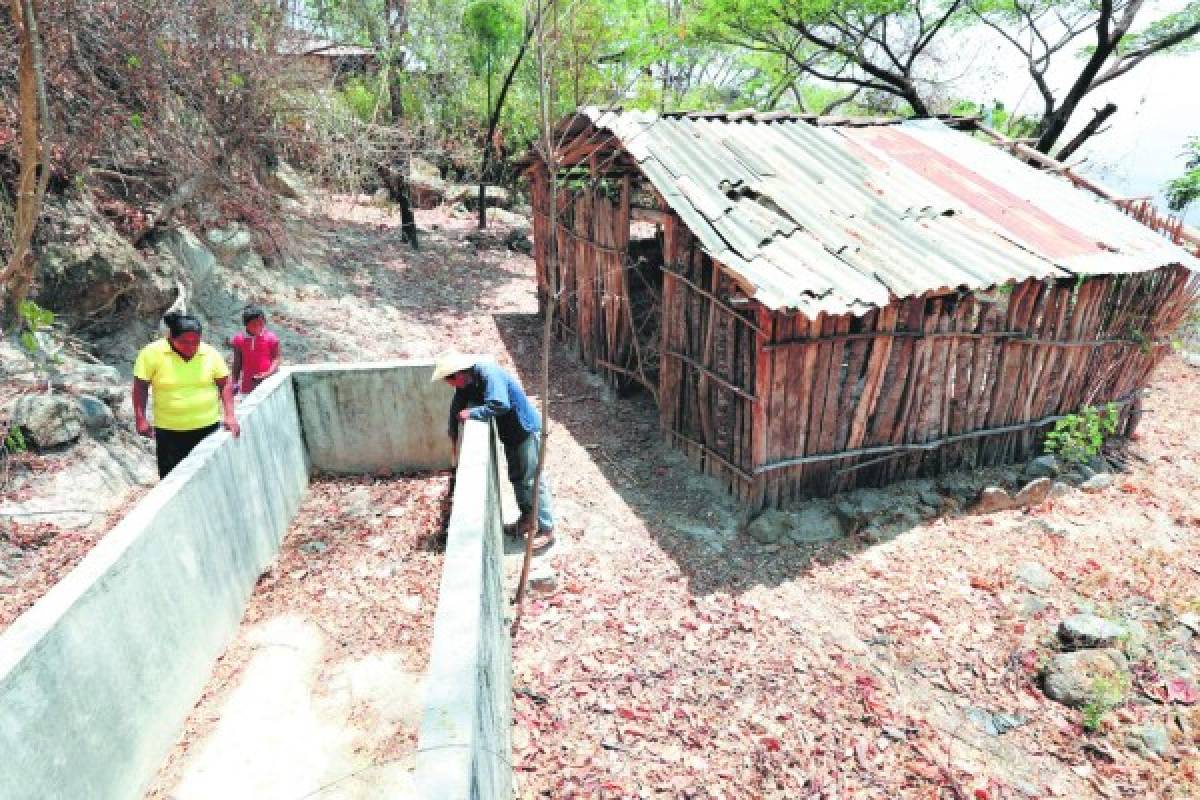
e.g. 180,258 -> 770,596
133,339 -> 229,431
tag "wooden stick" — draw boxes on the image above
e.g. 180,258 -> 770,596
756,392 -> 1139,474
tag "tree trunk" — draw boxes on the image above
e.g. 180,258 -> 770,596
1034,33 -> 1121,153
1054,102 -> 1118,162
478,2 -> 552,229
1,0 -> 49,328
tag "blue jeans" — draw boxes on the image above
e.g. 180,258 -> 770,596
505,431 -> 554,531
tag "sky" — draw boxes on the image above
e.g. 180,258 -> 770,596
945,2 -> 1200,225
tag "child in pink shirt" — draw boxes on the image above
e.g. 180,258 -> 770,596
230,304 -> 281,396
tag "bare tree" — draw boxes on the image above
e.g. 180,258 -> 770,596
707,0 -> 970,118
973,0 -> 1200,158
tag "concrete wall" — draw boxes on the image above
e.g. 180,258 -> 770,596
0,372 -> 309,800
416,419 -> 512,800
0,361 -> 512,799
292,361 -> 455,473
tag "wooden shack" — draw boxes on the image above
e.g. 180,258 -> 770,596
523,108 -> 1200,509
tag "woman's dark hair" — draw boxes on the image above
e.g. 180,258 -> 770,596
242,304 -> 266,326
163,311 -> 203,338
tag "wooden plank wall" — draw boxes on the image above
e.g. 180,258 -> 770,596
528,169 -> 643,392
752,266 -> 1199,508
530,170 -> 1199,511
658,229 -> 762,503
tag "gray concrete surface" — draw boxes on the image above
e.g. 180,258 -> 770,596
416,419 -> 512,800
292,361 -> 456,473
0,362 -> 512,800
0,372 -> 309,800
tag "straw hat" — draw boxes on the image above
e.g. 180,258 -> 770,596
431,352 -> 478,382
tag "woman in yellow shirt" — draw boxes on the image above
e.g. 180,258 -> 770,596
132,311 -> 241,478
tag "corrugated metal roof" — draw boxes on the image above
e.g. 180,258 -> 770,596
566,107 -> 1199,316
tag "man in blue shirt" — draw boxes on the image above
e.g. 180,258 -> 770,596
433,352 -> 556,551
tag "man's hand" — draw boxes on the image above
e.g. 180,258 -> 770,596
457,409 -> 471,422
225,416 -> 241,438
135,418 -> 155,438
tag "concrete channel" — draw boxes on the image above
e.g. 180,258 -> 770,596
0,361 -> 511,800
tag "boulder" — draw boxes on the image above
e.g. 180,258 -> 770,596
371,187 -> 391,206
12,395 -> 82,449
161,228 -> 217,294
1042,648 -> 1129,708
408,159 -> 447,209
205,224 -> 256,257
834,487 -> 894,528
1128,724 -> 1170,758
1025,455 -> 1061,479
745,510 -> 791,545
1013,477 -> 1053,507
36,201 -> 175,317
972,487 -> 1014,514
264,162 -> 309,201
1059,614 -> 1126,650
77,395 -> 115,438
1080,473 -> 1116,493
449,184 -> 512,210
788,503 -> 845,543
505,228 -> 533,254
1015,561 -> 1057,591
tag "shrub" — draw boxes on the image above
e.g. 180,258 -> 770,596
1044,403 -> 1119,465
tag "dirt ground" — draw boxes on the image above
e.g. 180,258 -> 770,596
5,194 -> 1199,798
144,472 -> 450,799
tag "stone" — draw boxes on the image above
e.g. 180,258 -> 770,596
1013,477 -> 1053,507
1015,561 -> 1057,591
300,540 -> 328,554
918,489 -> 945,510
745,510 -> 791,545
344,487 -> 373,517
1059,614 -> 1126,650
972,487 -> 1014,514
1031,518 -> 1071,537
966,707 -> 1028,736
450,184 -> 512,210
204,224 -> 255,255
76,395 -> 115,438
788,504 -> 845,543
264,161 -> 308,200
833,488 -> 900,531
1080,473 -> 1116,493
505,228 -> 533,254
162,228 -> 217,293
1025,455 -> 1061,479
1042,648 -> 1130,708
1018,594 -> 1048,617
36,199 -> 175,317
528,566 -> 558,593
12,395 -> 82,449
1086,455 -> 1112,474
1130,724 -> 1171,757
1048,481 -> 1072,499
65,364 -> 121,385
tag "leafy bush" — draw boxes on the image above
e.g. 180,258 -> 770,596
340,78 -> 381,123
17,299 -> 55,357
1044,403 -> 1120,465
1082,674 -> 1127,733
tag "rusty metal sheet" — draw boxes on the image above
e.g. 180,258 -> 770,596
565,108 -> 1196,316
